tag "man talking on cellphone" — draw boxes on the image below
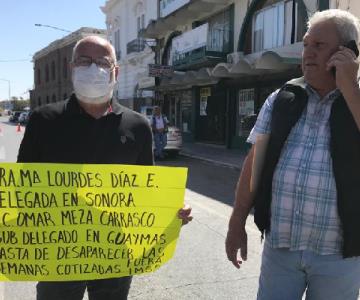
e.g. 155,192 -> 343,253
226,9 -> 360,300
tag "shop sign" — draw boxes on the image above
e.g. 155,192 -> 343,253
148,64 -> 174,77
238,89 -> 254,115
172,23 -> 209,55
138,76 -> 156,89
160,0 -> 190,17
200,87 -> 211,97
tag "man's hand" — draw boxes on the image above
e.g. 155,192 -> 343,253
327,45 -> 359,92
178,204 -> 193,225
225,217 -> 248,269
327,45 -> 360,130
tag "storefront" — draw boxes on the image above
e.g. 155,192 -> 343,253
161,89 -> 195,142
195,85 -> 227,145
227,70 -> 302,149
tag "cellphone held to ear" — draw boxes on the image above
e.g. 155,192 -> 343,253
331,40 -> 359,77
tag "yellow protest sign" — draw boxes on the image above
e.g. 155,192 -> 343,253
0,163 -> 187,281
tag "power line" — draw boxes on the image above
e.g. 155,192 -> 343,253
0,59 -> 30,62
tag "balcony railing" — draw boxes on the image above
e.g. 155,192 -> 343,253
127,38 -> 146,55
172,28 -> 232,69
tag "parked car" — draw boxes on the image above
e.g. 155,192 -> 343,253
18,111 -> 31,124
140,106 -> 182,157
9,111 -> 22,123
164,126 -> 182,156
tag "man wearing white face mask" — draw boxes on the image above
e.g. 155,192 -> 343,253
17,36 -> 192,300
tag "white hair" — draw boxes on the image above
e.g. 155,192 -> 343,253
71,36 -> 116,63
308,9 -> 360,44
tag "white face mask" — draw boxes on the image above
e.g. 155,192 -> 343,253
72,63 -> 115,104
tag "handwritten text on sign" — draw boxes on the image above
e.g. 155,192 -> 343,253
0,163 -> 187,281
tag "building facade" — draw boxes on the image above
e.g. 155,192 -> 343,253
30,27 -> 106,110
101,0 -> 158,110
141,0 -> 338,148
142,0 -> 235,144
101,0 -> 359,148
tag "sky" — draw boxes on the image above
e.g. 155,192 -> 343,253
0,0 -> 107,101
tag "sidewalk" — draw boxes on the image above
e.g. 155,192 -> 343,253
179,142 -> 248,171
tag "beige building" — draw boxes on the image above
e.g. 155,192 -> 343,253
30,27 -> 106,110
101,0 -> 158,110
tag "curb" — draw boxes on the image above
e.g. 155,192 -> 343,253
179,152 -> 241,171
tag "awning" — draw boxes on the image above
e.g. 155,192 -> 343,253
212,42 -> 303,78
157,67 -> 218,91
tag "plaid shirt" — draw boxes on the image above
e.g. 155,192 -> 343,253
248,85 -> 343,255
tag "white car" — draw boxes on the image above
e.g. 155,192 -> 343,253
163,126 -> 182,156
140,106 -> 182,157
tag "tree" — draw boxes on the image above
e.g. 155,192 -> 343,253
12,99 -> 30,111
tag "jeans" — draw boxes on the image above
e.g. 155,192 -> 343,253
257,243 -> 360,300
37,277 -> 132,300
154,132 -> 167,158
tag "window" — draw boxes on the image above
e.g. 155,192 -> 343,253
238,89 -> 255,138
63,58 -> 68,79
137,17 -> 141,34
206,9 -> 231,52
63,93 -> 67,100
137,14 -> 145,35
141,14 -> 145,30
38,97 -> 41,106
37,69 -> 41,85
114,30 -> 121,60
165,43 -> 175,66
52,94 -> 56,103
46,96 -> 49,104
51,61 -> 56,81
45,64 -> 49,83
252,0 -> 296,52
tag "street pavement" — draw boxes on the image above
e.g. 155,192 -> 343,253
0,116 -> 263,300
128,158 -> 262,300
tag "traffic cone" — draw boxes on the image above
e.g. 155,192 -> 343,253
16,123 -> 21,132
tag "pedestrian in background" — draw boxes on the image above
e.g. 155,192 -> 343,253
152,106 -> 168,160
226,9 -> 360,300
18,35 -> 192,300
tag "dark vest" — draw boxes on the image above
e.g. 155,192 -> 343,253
254,77 -> 360,258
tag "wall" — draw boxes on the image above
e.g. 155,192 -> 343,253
31,43 -> 73,109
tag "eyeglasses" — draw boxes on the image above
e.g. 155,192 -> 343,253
73,56 -> 115,69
